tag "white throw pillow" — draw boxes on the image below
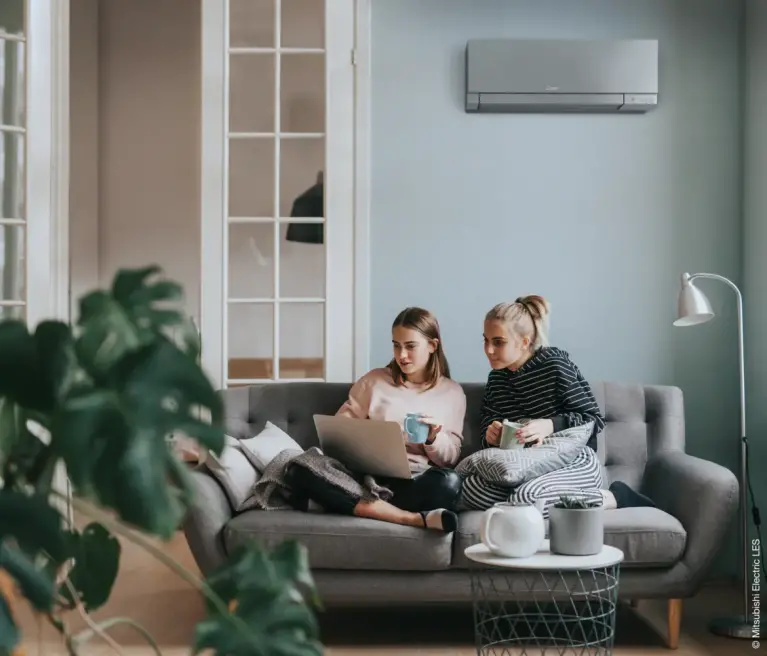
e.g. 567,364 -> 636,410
205,435 -> 260,508
239,421 -> 303,472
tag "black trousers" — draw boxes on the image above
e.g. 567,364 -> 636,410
285,464 -> 463,515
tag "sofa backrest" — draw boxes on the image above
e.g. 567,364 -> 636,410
221,380 -> 685,489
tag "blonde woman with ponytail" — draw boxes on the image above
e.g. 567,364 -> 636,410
460,295 -> 655,516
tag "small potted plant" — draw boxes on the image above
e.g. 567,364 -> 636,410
549,495 -> 604,556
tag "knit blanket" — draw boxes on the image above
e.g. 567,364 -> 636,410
455,422 -> 594,487
238,446 -> 393,512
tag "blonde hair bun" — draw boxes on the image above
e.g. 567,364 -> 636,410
486,295 -> 551,349
515,295 -> 550,322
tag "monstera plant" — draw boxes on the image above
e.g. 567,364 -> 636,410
0,266 -> 322,655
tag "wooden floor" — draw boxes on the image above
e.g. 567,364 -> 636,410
14,530 -> 759,655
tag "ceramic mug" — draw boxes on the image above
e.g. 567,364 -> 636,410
404,413 -> 430,444
499,420 -> 525,450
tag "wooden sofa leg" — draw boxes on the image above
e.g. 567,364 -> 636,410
667,598 -> 682,649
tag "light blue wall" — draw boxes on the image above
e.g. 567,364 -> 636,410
371,1 -> 744,574
744,0 -> 767,549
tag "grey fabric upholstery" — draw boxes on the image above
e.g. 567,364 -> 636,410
182,469 -> 233,577
224,510 -> 453,571
182,379 -> 738,603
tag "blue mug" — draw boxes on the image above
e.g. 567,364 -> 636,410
404,413 -> 430,444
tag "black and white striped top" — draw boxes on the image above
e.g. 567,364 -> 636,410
480,346 -> 604,451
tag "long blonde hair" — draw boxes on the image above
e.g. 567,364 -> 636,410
485,295 -> 551,349
388,307 -> 450,389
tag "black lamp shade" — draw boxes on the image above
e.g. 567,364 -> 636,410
286,182 -> 324,244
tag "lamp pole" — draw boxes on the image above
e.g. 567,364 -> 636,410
677,273 -> 752,638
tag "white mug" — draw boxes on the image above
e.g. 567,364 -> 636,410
499,420 -> 524,450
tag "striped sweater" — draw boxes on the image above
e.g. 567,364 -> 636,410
480,346 -> 604,451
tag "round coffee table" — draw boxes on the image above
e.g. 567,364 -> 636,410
465,539 -> 624,655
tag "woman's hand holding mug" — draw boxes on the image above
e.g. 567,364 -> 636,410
416,415 -> 443,445
485,421 -> 503,446
404,413 -> 442,444
515,418 -> 554,447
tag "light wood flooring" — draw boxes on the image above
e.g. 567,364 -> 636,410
13,530 -> 760,655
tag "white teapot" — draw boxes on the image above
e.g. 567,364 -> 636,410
480,499 -> 546,558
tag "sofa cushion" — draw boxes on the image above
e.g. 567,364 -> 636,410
204,436 -> 260,509
598,508 -> 687,566
453,507 -> 686,568
239,421 -> 304,472
224,510 -> 453,571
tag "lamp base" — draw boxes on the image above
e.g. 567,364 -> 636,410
708,615 -> 757,639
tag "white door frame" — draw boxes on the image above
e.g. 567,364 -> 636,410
200,0 -> 372,388
24,0 -> 71,522
26,0 -> 70,326
353,0 -> 371,379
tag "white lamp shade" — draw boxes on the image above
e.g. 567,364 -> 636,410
674,278 -> 715,326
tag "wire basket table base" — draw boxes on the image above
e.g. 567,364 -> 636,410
470,564 -> 621,655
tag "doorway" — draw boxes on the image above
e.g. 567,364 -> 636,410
69,0 -> 368,389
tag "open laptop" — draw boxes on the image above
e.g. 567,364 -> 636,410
313,414 -> 413,479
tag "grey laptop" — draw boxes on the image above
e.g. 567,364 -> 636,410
313,414 -> 412,479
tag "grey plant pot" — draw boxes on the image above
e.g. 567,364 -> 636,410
549,506 -> 604,556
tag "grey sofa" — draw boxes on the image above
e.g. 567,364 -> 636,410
183,380 -> 739,649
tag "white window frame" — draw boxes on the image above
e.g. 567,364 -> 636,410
353,0 -> 371,379
24,0 -> 69,326
201,0 -> 371,388
23,0 -> 71,521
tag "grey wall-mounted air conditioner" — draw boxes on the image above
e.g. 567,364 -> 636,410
465,39 -> 659,114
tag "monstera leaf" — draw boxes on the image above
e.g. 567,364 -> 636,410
0,492 -> 68,564
51,338 -> 224,536
59,523 -> 121,612
0,266 -> 323,655
0,542 -> 56,612
75,266 -> 188,382
0,320 -> 76,414
194,541 -> 322,656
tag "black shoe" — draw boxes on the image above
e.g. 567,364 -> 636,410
609,481 -> 656,509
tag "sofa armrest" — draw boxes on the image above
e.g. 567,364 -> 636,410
183,468 -> 233,576
643,451 -> 738,583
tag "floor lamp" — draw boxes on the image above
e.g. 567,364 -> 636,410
674,272 -> 757,639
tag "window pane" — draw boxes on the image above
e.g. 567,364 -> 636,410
0,131 -> 24,219
0,224 -> 24,301
279,302 -> 323,378
230,0 -> 274,48
0,305 -> 23,320
0,0 -> 24,38
227,303 -> 274,380
280,137 -> 323,218
228,222 -> 275,298
229,138 -> 274,217
280,53 -> 324,133
0,40 -> 25,127
281,0 -> 324,49
229,54 -> 274,133
279,224 -> 324,298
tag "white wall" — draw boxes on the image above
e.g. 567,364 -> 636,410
98,0 -> 202,319
69,0 -> 99,315
69,0 -> 325,362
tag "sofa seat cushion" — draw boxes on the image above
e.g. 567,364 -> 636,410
453,507 -> 686,568
224,510 -> 454,571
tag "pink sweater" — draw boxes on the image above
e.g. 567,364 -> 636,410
336,367 -> 466,473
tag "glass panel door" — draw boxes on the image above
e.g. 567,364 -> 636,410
201,0 -> 355,388
0,0 -> 26,322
